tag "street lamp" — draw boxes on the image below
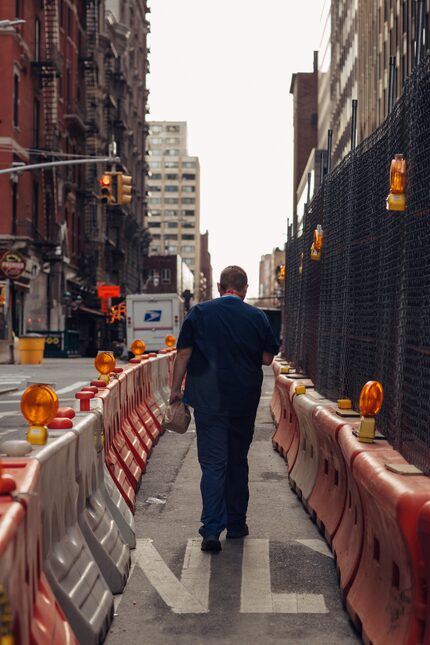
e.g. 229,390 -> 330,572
0,19 -> 26,28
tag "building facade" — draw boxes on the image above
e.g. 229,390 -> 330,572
146,121 -> 201,300
258,247 -> 285,308
0,0 -> 150,360
199,230 -> 213,301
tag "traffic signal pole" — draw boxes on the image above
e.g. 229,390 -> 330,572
0,156 -> 120,176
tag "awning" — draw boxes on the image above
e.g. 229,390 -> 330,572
79,305 -> 105,318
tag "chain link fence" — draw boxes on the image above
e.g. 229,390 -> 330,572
282,53 -> 430,474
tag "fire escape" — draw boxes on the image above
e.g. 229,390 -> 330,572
81,0 -> 103,282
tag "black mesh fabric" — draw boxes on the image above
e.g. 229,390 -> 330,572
281,53 -> 430,474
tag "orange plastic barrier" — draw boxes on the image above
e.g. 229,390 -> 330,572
271,375 -> 300,466
417,502 -> 430,644
98,376 -> 139,511
345,451 -> 430,644
333,427 -> 395,599
0,460 -> 77,645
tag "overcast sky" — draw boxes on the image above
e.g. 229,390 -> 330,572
147,0 -> 325,297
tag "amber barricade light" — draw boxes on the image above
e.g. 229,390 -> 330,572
357,380 -> 384,444
95,351 -> 116,382
310,225 -> 324,261
129,339 -> 145,363
386,154 -> 406,212
165,335 -> 176,348
21,384 -> 59,445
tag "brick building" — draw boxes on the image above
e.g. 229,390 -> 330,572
0,0 -> 150,360
199,230 -> 213,301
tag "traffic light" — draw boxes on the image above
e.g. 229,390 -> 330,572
117,173 -> 132,205
100,173 -> 114,204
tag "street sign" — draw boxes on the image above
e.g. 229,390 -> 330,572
0,250 -> 26,279
97,284 -> 120,298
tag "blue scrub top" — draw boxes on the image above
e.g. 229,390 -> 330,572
177,296 -> 279,416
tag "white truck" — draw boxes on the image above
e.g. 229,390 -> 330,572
126,293 -> 185,353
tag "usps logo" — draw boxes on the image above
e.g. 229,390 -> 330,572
144,310 -> 162,322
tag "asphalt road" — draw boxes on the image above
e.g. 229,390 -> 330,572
106,368 -> 360,645
0,357 -> 104,437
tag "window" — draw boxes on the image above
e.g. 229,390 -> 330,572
165,161 -> 178,168
33,99 -> 40,147
165,197 -> 178,204
167,245 -> 177,253
166,125 -> 180,132
183,234 -> 195,240
165,149 -> 180,156
167,222 -> 177,228
151,125 -> 162,134
166,174 -> 178,180
150,173 -> 162,180
149,197 -> 161,204
182,173 -> 195,180
32,182 -> 39,232
166,137 -> 179,144
182,245 -> 194,253
183,210 -> 195,216
151,234 -> 161,239
183,161 -> 196,168
182,186 -> 195,193
150,222 -> 161,227
182,222 -> 194,229
13,72 -> 19,128
165,234 -> 177,240
165,185 -> 178,192
148,185 -> 161,192
150,209 -> 161,216
150,137 -> 162,144
165,210 -> 178,217
161,268 -> 171,283
182,197 -> 195,204
149,161 -> 161,168
35,17 -> 41,61
151,246 -> 160,253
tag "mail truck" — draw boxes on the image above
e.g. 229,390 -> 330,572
126,293 -> 184,353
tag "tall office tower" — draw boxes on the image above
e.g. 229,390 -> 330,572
146,122 -> 201,300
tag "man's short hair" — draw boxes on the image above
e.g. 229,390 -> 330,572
219,265 -> 248,292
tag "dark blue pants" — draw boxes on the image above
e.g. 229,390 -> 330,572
194,411 -> 255,538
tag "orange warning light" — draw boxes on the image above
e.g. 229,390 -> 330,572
21,384 -> 59,445
386,154 -> 406,211
131,339 -> 146,356
359,381 -> 384,417
311,225 -> 324,261
95,351 -> 116,375
165,335 -> 176,348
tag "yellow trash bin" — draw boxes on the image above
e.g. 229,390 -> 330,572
18,336 -> 46,365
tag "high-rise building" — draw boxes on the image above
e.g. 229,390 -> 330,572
146,121 -> 201,300
318,0 -> 430,168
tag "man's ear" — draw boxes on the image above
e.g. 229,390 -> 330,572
217,282 -> 223,295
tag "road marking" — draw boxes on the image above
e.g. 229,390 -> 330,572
0,412 -> 21,420
180,538 -> 211,610
240,539 -> 328,614
136,539 -> 208,613
54,381 -> 89,395
296,539 -> 334,559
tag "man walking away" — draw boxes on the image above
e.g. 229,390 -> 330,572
169,265 -> 279,552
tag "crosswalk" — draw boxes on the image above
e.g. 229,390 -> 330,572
0,375 -> 31,392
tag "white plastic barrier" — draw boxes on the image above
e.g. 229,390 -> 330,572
31,429 -> 114,645
72,409 -> 131,593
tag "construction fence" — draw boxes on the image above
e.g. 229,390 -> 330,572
282,52 -> 430,474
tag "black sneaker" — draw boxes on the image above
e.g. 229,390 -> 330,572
226,524 -> 249,539
201,536 -> 222,552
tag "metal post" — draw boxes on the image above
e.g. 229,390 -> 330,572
351,99 -> 358,151
416,0 -> 425,66
327,129 -> 333,174
388,56 -> 396,114
307,171 -> 312,203
319,150 -> 326,185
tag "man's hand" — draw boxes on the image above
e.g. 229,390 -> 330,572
169,389 -> 182,405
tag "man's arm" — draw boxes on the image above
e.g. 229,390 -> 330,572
169,347 -> 193,404
262,351 -> 274,366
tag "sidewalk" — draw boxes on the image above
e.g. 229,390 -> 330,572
106,368 -> 359,645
